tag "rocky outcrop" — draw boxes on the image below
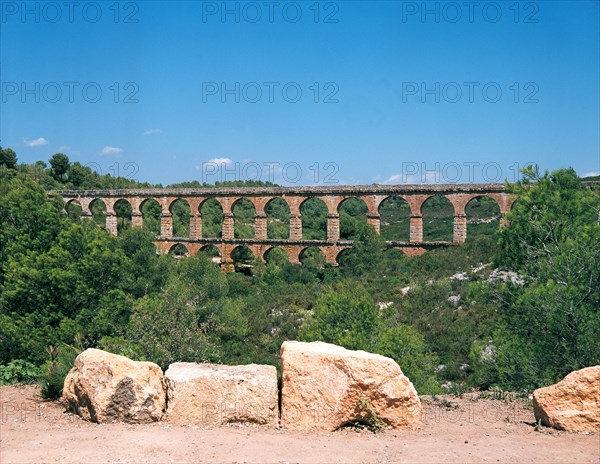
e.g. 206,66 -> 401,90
63,348 -> 165,423
533,366 -> 600,433
280,341 -> 422,431
165,363 -> 278,426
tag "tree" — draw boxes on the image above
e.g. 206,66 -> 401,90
497,166 -> 598,271
338,222 -> 385,276
0,147 -> 17,169
0,176 -> 140,364
67,162 -> 92,188
113,255 -> 249,369
484,167 -> 600,390
119,278 -> 220,368
300,281 -> 379,350
488,226 -> 600,390
299,281 -> 440,393
118,228 -> 171,298
0,218 -> 137,364
49,153 -> 70,182
0,174 -> 65,271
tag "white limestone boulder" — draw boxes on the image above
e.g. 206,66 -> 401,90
165,362 -> 278,426
533,366 -> 600,432
280,341 -> 422,430
63,348 -> 165,423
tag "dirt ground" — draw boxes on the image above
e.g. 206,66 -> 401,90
1,385 -> 598,464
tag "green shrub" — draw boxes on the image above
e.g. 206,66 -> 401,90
0,359 -> 41,385
123,273 -> 226,369
375,319 -> 441,394
300,281 -> 441,394
480,168 -> 600,391
40,344 -> 81,399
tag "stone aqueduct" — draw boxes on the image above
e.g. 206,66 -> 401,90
57,184 -> 513,271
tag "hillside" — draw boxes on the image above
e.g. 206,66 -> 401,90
0,149 -> 598,399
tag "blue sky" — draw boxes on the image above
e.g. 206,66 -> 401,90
2,0 -> 599,186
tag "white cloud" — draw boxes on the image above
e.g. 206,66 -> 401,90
195,157 -> 234,171
57,145 -> 71,151
100,146 -> 123,156
143,129 -> 163,136
383,171 -> 442,184
22,137 -> 48,147
582,171 -> 599,178
382,174 -> 403,184
208,157 -> 233,166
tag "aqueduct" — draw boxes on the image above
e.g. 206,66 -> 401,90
56,184 -> 513,271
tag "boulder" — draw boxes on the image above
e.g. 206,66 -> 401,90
533,366 -> 600,432
280,341 -> 422,431
62,348 -> 165,423
165,363 -> 278,426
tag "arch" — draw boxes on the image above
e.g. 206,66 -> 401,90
114,199 -> 133,235
199,244 -> 221,264
510,197 -> 524,212
378,195 -> 411,241
421,195 -> 454,242
263,246 -> 290,266
170,198 -> 191,238
65,199 -> 81,206
465,195 -> 501,239
384,248 -> 407,260
140,198 -> 162,236
232,198 -> 256,239
168,243 -> 189,258
300,197 -> 328,240
265,197 -> 290,239
200,198 -> 223,238
338,197 -> 368,240
231,245 -> 256,273
89,198 -> 107,227
335,248 -> 354,266
65,199 -> 82,219
299,246 -> 326,269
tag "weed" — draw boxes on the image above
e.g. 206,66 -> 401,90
534,418 -> 544,432
448,382 -> 471,398
478,386 -> 512,401
40,344 -> 81,399
436,397 -> 459,409
356,397 -> 385,432
427,395 -> 460,409
521,397 -> 533,409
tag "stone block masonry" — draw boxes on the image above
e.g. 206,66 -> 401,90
56,183 -> 513,270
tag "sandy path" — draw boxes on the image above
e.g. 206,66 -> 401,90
1,385 -> 598,463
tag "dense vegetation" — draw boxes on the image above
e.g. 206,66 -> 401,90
1,148 -> 598,396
